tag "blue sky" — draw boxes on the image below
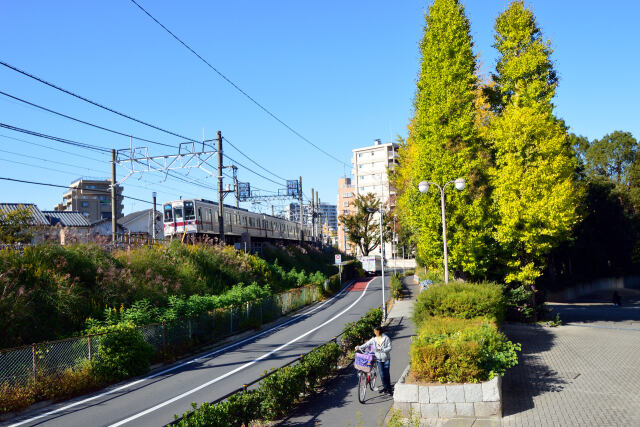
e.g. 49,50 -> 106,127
1,1 -> 638,215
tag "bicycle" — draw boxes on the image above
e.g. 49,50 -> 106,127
354,349 -> 377,403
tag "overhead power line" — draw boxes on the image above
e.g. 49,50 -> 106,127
0,176 -> 153,205
0,90 -> 175,148
0,59 -> 196,143
129,0 -> 348,167
223,137 -> 286,181
0,133 -> 105,162
0,122 -> 110,153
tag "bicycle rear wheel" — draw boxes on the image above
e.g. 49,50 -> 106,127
358,371 -> 367,403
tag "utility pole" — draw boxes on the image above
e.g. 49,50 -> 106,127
316,192 -> 320,247
379,205 -> 386,320
311,188 -> 315,244
298,176 -> 303,243
217,130 -> 225,244
152,191 -> 157,242
232,165 -> 239,208
111,149 -> 117,244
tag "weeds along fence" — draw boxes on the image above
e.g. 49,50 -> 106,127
0,283 -> 324,386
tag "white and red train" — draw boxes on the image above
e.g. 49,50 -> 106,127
162,198 -> 312,242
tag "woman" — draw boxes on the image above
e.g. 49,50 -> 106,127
355,326 -> 392,394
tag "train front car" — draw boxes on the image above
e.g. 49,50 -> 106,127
163,200 -> 199,238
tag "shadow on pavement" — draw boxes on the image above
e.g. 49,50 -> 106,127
501,324 -> 566,417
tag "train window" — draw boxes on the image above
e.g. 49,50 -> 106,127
243,216 -> 247,225
198,208 -> 202,220
249,218 -> 254,227
174,206 -> 183,220
184,202 -> 195,220
163,205 -> 173,222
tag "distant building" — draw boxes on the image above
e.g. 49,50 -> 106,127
54,178 -> 123,224
349,139 -> 399,258
43,210 -> 91,228
318,202 -> 337,232
118,209 -> 163,240
336,177 -> 356,254
284,203 -> 311,225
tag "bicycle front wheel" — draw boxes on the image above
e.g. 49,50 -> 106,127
358,371 -> 367,403
369,367 -> 377,391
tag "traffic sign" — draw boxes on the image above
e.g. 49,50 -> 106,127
334,254 -> 342,265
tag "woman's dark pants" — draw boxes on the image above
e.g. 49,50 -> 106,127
377,359 -> 391,391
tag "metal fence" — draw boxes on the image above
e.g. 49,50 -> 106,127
0,283 -> 323,386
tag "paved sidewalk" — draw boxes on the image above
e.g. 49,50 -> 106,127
501,291 -> 640,426
278,276 -> 417,426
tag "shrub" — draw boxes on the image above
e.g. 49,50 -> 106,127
90,323 -> 154,381
413,281 -> 505,326
410,317 -> 520,383
390,273 -> 403,299
175,341 -> 342,425
0,362 -> 103,415
340,307 -> 382,354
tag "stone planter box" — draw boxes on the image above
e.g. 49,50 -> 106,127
393,365 -> 502,420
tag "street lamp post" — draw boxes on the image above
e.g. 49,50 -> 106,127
418,178 -> 465,284
366,205 -> 386,320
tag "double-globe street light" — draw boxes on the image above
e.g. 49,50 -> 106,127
365,205 -> 386,321
418,178 -> 466,284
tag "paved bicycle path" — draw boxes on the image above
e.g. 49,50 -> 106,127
2,277 -> 388,427
279,277 -> 417,427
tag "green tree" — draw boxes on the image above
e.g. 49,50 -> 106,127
488,1 -> 582,285
0,206 -> 34,243
585,131 -> 638,185
393,0 -> 494,279
338,194 -> 390,256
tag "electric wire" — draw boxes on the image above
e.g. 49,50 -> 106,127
223,137 -> 286,181
0,60 -> 197,143
0,90 -> 175,148
0,176 -> 153,205
0,133 -> 106,163
129,0 -> 348,167
0,122 -> 110,153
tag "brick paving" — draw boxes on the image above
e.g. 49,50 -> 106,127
501,296 -> 640,427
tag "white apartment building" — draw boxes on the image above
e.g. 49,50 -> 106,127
351,139 -> 399,259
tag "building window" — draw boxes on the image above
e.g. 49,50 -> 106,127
81,201 -> 89,207
358,153 -> 363,158
343,210 -> 349,215
343,201 -> 349,207
359,187 -> 365,191
82,212 -> 90,217
358,164 -> 364,169
359,175 -> 365,180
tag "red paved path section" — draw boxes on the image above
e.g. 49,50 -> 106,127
345,277 -> 374,292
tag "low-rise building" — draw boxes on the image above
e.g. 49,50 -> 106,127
118,209 -> 163,240
336,177 -> 356,254
54,178 -> 123,224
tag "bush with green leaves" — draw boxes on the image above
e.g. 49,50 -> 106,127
340,307 -> 383,354
410,317 -> 520,383
391,273 -> 403,299
174,341 -> 342,426
413,281 -> 506,326
90,322 -> 154,381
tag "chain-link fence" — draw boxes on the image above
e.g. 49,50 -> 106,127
0,283 -> 324,386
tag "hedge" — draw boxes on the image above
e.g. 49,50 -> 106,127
412,281 -> 506,326
410,317 -> 519,383
175,308 -> 382,426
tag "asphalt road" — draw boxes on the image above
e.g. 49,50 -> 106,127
4,275 -> 389,427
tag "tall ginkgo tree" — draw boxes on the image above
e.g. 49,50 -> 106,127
488,1 -> 582,286
394,0 -> 493,279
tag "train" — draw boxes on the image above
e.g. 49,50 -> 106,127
162,198 -> 312,243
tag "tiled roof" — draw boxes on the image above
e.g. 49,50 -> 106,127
0,203 -> 49,225
42,211 -> 91,227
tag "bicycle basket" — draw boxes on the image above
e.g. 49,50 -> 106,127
354,352 -> 374,373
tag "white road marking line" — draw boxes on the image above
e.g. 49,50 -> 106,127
107,278 -> 374,427
7,278 -> 368,427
